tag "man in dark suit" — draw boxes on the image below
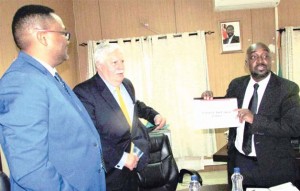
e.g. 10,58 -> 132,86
0,4 -> 105,190
223,25 -> 240,44
202,42 -> 300,188
73,43 -> 166,191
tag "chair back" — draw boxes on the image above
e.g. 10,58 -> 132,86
137,132 -> 179,191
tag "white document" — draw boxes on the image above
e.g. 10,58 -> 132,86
269,182 -> 298,191
246,182 -> 299,191
193,98 -> 240,129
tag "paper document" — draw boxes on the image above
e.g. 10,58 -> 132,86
193,98 -> 240,129
246,182 -> 298,191
269,182 -> 298,191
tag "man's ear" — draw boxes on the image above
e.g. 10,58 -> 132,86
244,59 -> 250,69
96,62 -> 103,72
36,31 -> 48,46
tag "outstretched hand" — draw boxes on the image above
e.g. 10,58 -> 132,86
153,114 -> 166,130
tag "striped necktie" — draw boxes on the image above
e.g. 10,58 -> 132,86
54,72 -> 69,94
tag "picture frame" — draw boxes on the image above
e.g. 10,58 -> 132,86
220,20 -> 242,53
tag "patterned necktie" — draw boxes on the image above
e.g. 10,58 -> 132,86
116,87 -> 131,127
54,72 -> 69,94
242,83 -> 259,155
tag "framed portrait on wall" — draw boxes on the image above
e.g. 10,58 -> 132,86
220,20 -> 242,53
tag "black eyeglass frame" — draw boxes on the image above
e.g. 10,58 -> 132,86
35,29 -> 71,41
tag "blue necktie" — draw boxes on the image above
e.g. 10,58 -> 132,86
54,72 -> 69,94
242,83 -> 259,155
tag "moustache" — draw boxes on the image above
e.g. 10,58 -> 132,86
255,63 -> 267,68
115,70 -> 124,74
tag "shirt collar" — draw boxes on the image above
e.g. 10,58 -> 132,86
249,72 -> 271,88
32,56 -> 57,76
99,75 -> 124,93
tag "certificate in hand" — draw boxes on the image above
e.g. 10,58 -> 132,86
193,98 -> 239,129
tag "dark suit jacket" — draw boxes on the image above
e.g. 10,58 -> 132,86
74,74 -> 159,190
223,35 -> 240,44
225,72 -> 300,186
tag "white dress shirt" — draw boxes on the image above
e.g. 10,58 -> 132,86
235,73 -> 271,156
101,77 -> 136,169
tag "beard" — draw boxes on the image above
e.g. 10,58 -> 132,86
251,71 -> 270,80
250,63 -> 271,80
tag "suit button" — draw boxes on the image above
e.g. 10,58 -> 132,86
98,169 -> 101,173
93,143 -> 98,147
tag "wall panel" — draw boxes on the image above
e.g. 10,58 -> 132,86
175,0 -> 214,32
98,0 -> 176,39
251,8 -> 277,72
73,0 -> 102,81
137,0 -> 176,35
278,0 -> 300,28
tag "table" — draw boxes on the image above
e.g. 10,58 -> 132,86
213,144 -> 228,162
179,184 -> 229,191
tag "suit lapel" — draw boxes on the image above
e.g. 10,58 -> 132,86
258,73 -> 279,114
122,80 -> 137,129
20,52 -> 99,138
51,75 -> 99,136
237,77 -> 250,108
122,80 -> 141,137
94,75 -> 131,130
123,80 -> 135,102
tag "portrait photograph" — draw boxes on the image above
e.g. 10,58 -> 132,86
220,20 -> 242,53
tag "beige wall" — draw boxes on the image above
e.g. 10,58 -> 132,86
0,0 -> 299,151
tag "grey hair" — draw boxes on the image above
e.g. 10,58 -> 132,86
93,43 -> 123,66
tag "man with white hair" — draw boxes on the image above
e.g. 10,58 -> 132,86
74,43 -> 166,191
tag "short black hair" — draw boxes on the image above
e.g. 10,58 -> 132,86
12,4 -> 54,49
226,25 -> 234,30
247,42 -> 270,56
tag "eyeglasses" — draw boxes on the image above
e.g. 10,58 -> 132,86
248,54 -> 270,62
36,29 -> 71,41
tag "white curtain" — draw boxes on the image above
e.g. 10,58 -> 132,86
87,31 -> 216,170
280,27 -> 300,86
87,40 -> 98,78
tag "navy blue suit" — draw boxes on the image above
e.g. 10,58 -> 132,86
74,74 -> 158,190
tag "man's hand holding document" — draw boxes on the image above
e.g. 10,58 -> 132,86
193,97 -> 239,129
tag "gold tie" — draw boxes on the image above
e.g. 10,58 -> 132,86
116,87 -> 131,127
116,87 -> 134,153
